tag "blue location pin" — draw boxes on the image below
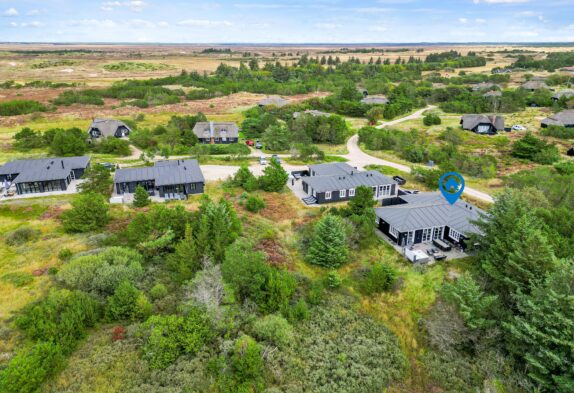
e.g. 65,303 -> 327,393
439,172 -> 465,205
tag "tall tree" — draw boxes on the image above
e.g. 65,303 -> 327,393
61,192 -> 109,233
77,164 -> 112,196
306,214 -> 348,268
132,185 -> 151,208
259,158 -> 288,192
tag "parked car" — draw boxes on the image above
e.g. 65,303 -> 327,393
259,156 -> 267,165
245,139 -> 254,146
271,154 -> 280,163
255,140 -> 263,149
512,124 -> 527,131
393,175 -> 407,185
101,162 -> 114,170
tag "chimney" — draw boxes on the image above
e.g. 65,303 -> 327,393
61,160 -> 64,169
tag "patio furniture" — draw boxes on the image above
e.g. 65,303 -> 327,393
433,238 -> 452,252
433,253 -> 447,261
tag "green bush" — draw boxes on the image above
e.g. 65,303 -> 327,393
49,127 -> 87,156
1,272 -> 34,287
61,192 -> 109,233
540,125 -> 574,139
133,185 -> 151,208
141,310 -> 213,369
512,133 -> 560,164
91,137 -> 131,155
15,289 -> 100,351
358,263 -> 398,295
252,315 -> 293,348
58,248 -> 73,261
53,90 -> 104,106
215,335 -> 265,393
4,226 -> 40,246
150,283 -> 168,300
245,195 -> 266,213
259,157 -> 289,192
0,99 -> 47,116
325,270 -> 343,289
56,247 -> 144,297
306,214 -> 349,268
423,113 -> 442,126
0,341 -> 64,393
105,281 -> 152,321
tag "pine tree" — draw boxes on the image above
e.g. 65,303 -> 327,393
133,185 -> 151,208
259,158 -> 288,192
77,164 -> 112,196
306,214 -> 348,268
168,224 -> 200,281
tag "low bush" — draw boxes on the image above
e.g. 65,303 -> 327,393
105,281 -> 152,321
357,263 -> 398,295
245,195 -> 266,213
149,283 -> 168,300
252,314 -> 293,348
58,248 -> 73,261
61,192 -> 109,233
0,99 -> 47,116
1,272 -> 34,287
4,226 -> 40,246
91,137 -> 131,155
540,125 -> 574,139
53,90 -> 104,106
423,113 -> 442,126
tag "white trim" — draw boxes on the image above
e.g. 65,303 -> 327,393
349,188 -> 355,197
325,191 -> 332,200
339,189 -> 346,198
389,225 -> 399,239
421,227 -> 432,242
449,228 -> 462,242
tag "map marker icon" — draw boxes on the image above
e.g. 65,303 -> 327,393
439,172 -> 465,205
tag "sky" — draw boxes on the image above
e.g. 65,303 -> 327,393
1,0 -> 574,43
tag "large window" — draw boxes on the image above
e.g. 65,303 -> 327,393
349,188 -> 355,197
339,189 -> 346,198
325,191 -> 332,200
433,226 -> 444,240
449,228 -> 462,242
43,180 -> 63,192
389,225 -> 399,239
379,184 -> 392,197
422,228 -> 432,242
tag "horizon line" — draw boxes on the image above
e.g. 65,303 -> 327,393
1,41 -> 574,46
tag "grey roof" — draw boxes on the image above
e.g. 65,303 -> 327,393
521,80 -> 549,90
302,170 -> 396,193
258,95 -> 290,107
483,90 -> 502,98
308,162 -> 355,177
472,82 -> 501,92
292,110 -> 330,119
87,118 -> 131,138
192,122 -> 239,139
461,114 -> 505,131
375,192 -> 484,235
114,159 -> 204,187
552,90 -> 574,100
361,95 -> 389,105
541,109 -> 574,127
0,156 -> 90,183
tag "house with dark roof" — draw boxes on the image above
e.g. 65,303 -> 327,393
541,110 -> 574,128
375,192 -> 483,249
87,119 -> 131,140
521,80 -> 550,92
192,122 -> 239,144
258,96 -> 290,108
361,95 -> 389,105
460,114 -> 505,135
471,82 -> 501,92
114,159 -> 204,200
551,90 -> 574,102
0,156 -> 90,195
301,163 -> 397,204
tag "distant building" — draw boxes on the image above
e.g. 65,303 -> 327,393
521,80 -> 550,91
192,121 -> 239,144
375,192 -> 483,249
258,95 -> 290,108
472,82 -> 501,92
114,159 -> 204,200
301,163 -> 398,204
460,114 -> 505,135
361,95 -> 389,105
87,118 -> 131,140
551,90 -> 574,101
292,109 -> 330,119
541,110 -> 574,128
483,91 -> 502,98
0,156 -> 90,195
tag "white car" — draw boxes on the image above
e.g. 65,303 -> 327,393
512,125 -> 527,131
259,156 -> 267,165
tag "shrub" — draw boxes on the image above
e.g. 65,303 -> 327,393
56,247 -> 144,297
232,164 -> 259,191
358,263 -> 398,295
141,310 -> 213,369
0,342 -> 64,393
15,289 -> 101,351
541,125 -> 574,139
252,315 -> 293,348
150,283 -> 168,300
0,99 -> 47,116
325,270 -> 343,289
61,192 -> 109,233
105,281 -> 152,321
133,185 -> 151,208
53,90 -> 104,106
92,137 -> 131,155
512,133 -> 560,164
259,158 -> 289,192
49,127 -> 87,156
423,113 -> 442,126
58,248 -> 73,261
1,272 -> 34,287
306,214 -> 349,268
77,164 -> 113,196
4,226 -> 40,246
245,195 -> 265,213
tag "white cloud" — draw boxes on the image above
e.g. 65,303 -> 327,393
3,8 -> 19,16
355,7 -> 393,13
127,19 -> 156,28
459,17 -> 469,23
68,19 -> 117,28
475,18 -> 486,23
473,0 -> 528,3
314,23 -> 339,29
101,1 -> 146,12
27,9 -> 42,16
9,21 -> 43,28
177,19 -> 233,27
368,26 -> 388,32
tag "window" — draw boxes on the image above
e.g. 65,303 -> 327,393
325,191 -> 332,200
339,189 -> 346,198
421,228 -> 432,242
389,226 -> 399,239
406,231 -> 414,245
379,184 -> 392,197
372,186 -> 378,197
449,228 -> 462,242
349,188 -> 355,197
433,226 -> 444,240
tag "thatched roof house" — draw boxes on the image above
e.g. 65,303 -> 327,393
472,82 -> 501,92
483,91 -> 502,98
361,95 -> 389,105
258,95 -> 290,108
460,114 -> 505,135
521,80 -> 550,91
541,110 -> 574,128
292,109 -> 330,119
87,118 -> 131,139
551,90 -> 574,101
